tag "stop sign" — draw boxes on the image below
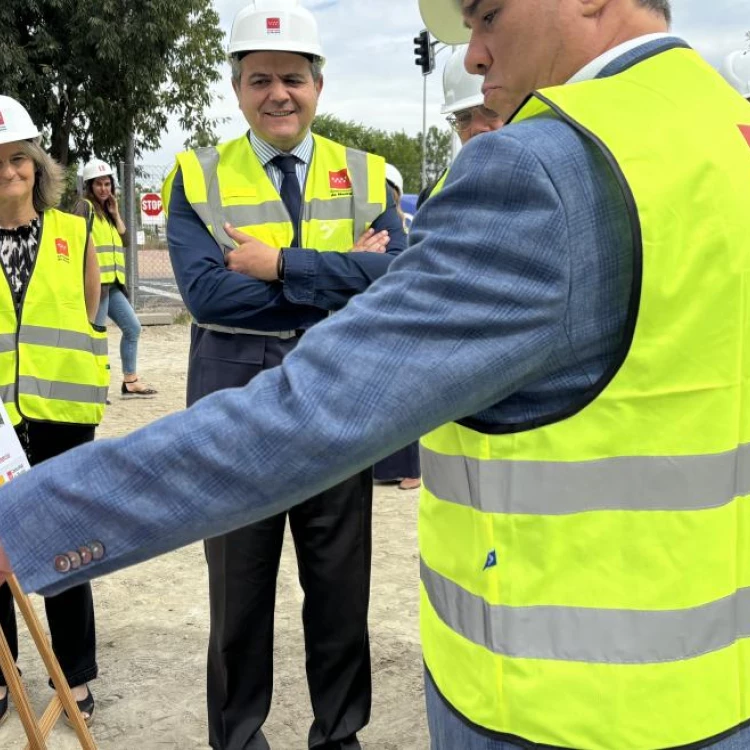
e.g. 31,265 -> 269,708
141,193 -> 163,218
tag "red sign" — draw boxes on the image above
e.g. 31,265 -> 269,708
141,192 -> 163,217
739,124 -> 750,148
329,169 -> 352,190
266,17 -> 281,32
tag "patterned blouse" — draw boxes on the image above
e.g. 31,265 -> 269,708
0,217 -> 40,308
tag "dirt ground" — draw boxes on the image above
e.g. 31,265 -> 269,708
5,323 -> 429,749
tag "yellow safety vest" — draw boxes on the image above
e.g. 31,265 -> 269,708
85,199 -> 126,286
420,47 -> 750,749
163,133 -> 387,254
0,209 -> 108,426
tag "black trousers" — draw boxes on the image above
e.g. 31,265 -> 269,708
0,422 -> 98,689
188,327 -> 372,750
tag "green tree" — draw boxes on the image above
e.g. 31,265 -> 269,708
423,126 -> 452,186
0,0 -> 225,166
313,113 -> 424,193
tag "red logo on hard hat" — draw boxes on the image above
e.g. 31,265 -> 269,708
266,17 -> 281,33
329,169 -> 352,190
739,124 -> 750,148
98,164 -> 107,172
55,238 -> 69,261
0,111 -> 5,132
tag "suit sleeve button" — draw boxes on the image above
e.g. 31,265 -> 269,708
66,551 -> 82,570
89,541 -> 105,561
54,555 -> 71,573
79,546 -> 92,565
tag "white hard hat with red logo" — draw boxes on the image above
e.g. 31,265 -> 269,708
418,0 -> 469,45
82,159 -> 114,182
721,49 -> 750,98
0,96 -> 41,146
228,0 -> 325,61
442,45 -> 484,114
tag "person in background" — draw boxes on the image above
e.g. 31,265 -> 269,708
418,44 -> 504,207
161,1 -> 407,748
0,96 -> 107,727
373,162 -> 421,491
75,159 -> 157,399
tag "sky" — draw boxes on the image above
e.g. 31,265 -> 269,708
141,0 -> 750,168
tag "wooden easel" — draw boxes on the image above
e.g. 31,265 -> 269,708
0,575 -> 96,749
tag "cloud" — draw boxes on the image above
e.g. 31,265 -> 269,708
142,0 -> 750,166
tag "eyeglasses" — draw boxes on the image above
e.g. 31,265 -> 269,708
446,106 -> 502,133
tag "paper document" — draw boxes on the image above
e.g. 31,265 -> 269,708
0,401 -> 30,484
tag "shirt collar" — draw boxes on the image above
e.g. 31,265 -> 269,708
567,33 -> 677,84
248,129 -> 314,168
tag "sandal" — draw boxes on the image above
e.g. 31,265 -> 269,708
121,378 -> 158,399
63,684 -> 94,728
398,477 -> 421,490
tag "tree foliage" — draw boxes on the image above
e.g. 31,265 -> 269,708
312,113 -> 452,194
0,0 -> 226,166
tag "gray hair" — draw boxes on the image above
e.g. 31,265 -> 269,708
229,53 -> 324,85
15,139 -> 64,213
636,0 -> 671,24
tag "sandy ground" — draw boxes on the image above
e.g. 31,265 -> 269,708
4,323 -> 429,749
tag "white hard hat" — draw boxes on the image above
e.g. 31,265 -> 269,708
720,49 -> 750,98
82,159 -> 114,182
442,46 -> 484,114
419,0 -> 469,45
228,0 -> 325,61
385,163 -> 404,195
0,96 -> 40,146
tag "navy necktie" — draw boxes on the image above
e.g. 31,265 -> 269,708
271,154 -> 301,248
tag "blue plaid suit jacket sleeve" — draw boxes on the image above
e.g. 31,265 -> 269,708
0,104 -> 632,595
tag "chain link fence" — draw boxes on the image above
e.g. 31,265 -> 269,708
130,163 -> 184,312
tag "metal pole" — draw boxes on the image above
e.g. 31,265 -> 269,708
123,131 -> 138,309
421,73 -> 428,190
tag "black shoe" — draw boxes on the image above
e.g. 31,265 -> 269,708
63,685 -> 94,727
121,379 -> 157,399
0,690 -> 8,726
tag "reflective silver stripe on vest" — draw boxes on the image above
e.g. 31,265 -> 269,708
421,444 -> 750,514
19,325 -> 108,356
194,322 -> 298,339
346,148 -> 385,235
95,245 -> 118,254
99,264 -> 116,275
302,197 -> 359,222
0,383 -> 16,405
18,376 -> 107,405
0,334 -> 15,354
421,559 -> 750,664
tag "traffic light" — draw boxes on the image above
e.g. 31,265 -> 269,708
413,30 -> 434,76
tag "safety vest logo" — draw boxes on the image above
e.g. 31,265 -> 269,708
483,549 -> 497,571
739,124 -> 750,148
266,17 -> 281,34
0,111 -> 5,132
55,238 -> 70,263
329,169 -> 353,195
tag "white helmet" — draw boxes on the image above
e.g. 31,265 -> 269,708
442,46 -> 484,114
0,96 -> 40,146
82,158 -> 114,183
720,49 -> 750,98
418,0 -> 469,45
385,163 -> 404,195
228,0 -> 325,61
